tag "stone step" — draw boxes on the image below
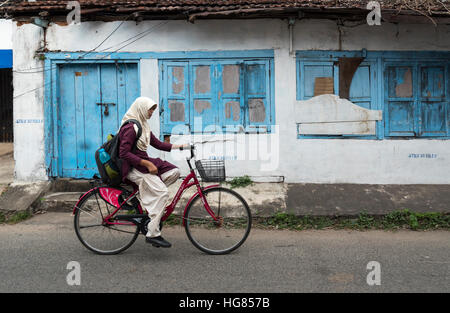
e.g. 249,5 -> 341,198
32,180 -> 450,217
35,181 -> 287,216
34,192 -> 83,213
49,178 -> 94,192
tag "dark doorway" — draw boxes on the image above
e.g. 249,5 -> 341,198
0,68 -> 13,142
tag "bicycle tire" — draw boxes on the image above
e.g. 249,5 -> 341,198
184,187 -> 252,255
74,189 -> 140,255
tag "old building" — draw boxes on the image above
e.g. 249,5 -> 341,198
1,0 -> 449,187
0,18 -> 13,143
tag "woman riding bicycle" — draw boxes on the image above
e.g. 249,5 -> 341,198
118,97 -> 188,248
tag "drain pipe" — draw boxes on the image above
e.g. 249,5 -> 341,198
288,17 -> 296,56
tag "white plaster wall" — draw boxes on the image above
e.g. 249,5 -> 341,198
12,18 -> 450,184
12,23 -> 47,182
0,19 -> 12,49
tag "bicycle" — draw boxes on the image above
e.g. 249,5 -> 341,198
73,144 -> 252,255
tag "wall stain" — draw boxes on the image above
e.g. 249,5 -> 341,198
194,66 -> 211,94
225,101 -> 240,121
395,68 -> 413,97
223,65 -> 240,94
168,100 -> 185,122
172,67 -> 184,94
248,99 -> 266,123
194,100 -> 211,114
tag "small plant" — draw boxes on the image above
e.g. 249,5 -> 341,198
0,186 -> 8,197
163,214 -> 181,226
228,175 -> 253,189
7,211 -> 32,224
356,212 -> 376,230
0,212 -> 5,223
268,212 -> 299,229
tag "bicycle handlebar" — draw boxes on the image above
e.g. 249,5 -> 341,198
184,143 -> 196,171
190,144 -> 195,159
182,143 -> 196,161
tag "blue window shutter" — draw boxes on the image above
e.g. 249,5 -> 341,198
349,62 -> 375,110
418,64 -> 447,137
384,64 -> 417,137
244,60 -> 271,132
298,61 -> 336,100
189,61 -> 218,133
161,57 -> 274,135
161,61 -> 190,135
217,60 -> 245,132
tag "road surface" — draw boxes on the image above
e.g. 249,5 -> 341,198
0,212 -> 448,293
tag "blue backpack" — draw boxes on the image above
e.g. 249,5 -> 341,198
95,119 -> 142,186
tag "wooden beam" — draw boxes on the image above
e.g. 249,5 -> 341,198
383,13 -> 450,24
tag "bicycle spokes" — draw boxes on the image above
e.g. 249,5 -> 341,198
184,187 -> 252,255
74,189 -> 140,255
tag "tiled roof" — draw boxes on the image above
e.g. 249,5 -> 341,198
1,1 -> 449,19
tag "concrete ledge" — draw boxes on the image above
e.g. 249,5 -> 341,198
0,181 -> 51,218
34,179 -> 450,216
34,192 -> 82,212
286,183 -> 450,216
49,178 -> 93,192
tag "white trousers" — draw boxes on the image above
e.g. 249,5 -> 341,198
127,168 -> 180,238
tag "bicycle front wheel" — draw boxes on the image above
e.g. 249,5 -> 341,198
184,187 -> 252,255
74,189 -> 140,255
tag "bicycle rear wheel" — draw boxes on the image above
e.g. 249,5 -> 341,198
74,189 -> 140,255
184,187 -> 252,255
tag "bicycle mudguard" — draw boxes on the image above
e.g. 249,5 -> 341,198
97,187 -> 123,208
72,188 -> 96,215
182,184 -> 220,226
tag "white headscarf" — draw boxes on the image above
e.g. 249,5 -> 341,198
120,97 -> 157,151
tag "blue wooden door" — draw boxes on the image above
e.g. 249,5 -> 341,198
58,62 -> 139,178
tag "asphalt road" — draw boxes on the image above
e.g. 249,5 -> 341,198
0,212 -> 448,293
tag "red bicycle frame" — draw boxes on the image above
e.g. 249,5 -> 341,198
161,170 -> 220,225
73,169 -> 220,227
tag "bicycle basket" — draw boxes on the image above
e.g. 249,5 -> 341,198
195,160 -> 226,182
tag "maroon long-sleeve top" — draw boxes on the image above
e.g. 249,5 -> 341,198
118,123 -> 177,181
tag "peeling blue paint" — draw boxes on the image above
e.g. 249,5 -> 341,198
160,55 -> 274,135
296,51 -> 450,140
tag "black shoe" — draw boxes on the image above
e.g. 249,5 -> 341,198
145,236 -> 172,248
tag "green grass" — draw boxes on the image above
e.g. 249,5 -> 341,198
158,209 -> 449,231
163,214 -> 182,226
227,175 -> 253,189
0,211 -> 33,224
254,210 -> 450,231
